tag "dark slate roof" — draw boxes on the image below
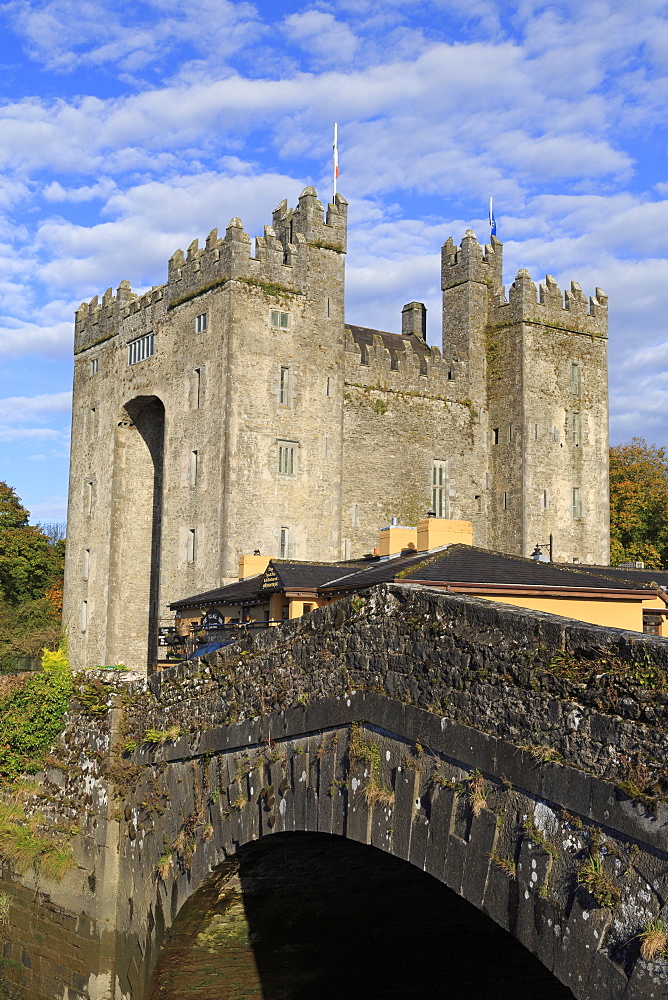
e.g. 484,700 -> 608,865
261,559 -> 370,591
321,551 -> 437,592
566,565 -> 668,589
170,574 -> 265,611
346,325 -> 432,363
396,546 -> 654,590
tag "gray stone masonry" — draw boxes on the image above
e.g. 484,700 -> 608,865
64,188 -> 609,673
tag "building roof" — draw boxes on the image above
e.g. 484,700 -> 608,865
346,325 -> 432,362
396,546 -> 655,591
170,574 -> 265,611
171,547 -> 656,616
566,564 -> 668,589
259,559 -> 366,592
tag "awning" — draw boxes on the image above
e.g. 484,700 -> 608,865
184,641 -> 234,660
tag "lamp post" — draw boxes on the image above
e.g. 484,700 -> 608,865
531,534 -> 553,562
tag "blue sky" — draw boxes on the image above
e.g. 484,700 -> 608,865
1,0 -> 668,522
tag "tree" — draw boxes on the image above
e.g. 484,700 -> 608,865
0,483 -> 64,604
609,438 -> 668,568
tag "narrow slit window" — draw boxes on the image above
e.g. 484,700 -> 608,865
189,450 -> 199,486
187,529 -> 196,563
90,358 -> 99,374
572,487 -> 582,518
572,411 -> 581,447
503,491 -> 508,510
195,312 -> 207,333
541,489 -> 549,509
493,428 -> 499,445
279,527 -> 290,558
432,460 -> 448,518
82,548 -> 90,581
85,481 -> 94,516
193,368 -> 201,409
326,377 -> 332,397
80,600 -> 88,632
279,367 -> 290,406
571,363 -> 581,396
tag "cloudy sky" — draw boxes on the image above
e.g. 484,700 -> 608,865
1,0 -> 667,522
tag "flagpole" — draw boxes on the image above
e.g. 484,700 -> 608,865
333,123 -> 338,200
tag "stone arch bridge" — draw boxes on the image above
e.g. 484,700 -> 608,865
3,585 -> 668,1000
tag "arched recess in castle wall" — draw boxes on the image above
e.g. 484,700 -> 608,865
106,395 -> 165,670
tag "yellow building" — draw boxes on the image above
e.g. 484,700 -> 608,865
170,518 -> 668,644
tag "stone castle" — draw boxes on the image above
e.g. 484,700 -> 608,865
62,187 -> 610,671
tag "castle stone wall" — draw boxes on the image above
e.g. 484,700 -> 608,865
64,188 -> 609,672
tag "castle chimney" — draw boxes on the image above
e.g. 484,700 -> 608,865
402,302 -> 427,340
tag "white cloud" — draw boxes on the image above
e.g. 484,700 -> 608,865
0,391 -> 71,422
283,11 -> 359,66
0,426 -> 60,441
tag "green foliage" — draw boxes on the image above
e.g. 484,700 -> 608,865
0,597 -> 61,672
0,483 -> 63,605
576,854 -> 620,908
0,646 -> 73,781
609,438 -> 668,567
0,797 -> 74,880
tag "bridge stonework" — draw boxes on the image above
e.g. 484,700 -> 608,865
3,586 -> 668,1000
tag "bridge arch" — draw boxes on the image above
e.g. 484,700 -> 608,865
117,692 -> 655,1000
146,830 -> 576,999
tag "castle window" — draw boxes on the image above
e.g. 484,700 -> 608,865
88,406 -> 97,442
271,310 -> 290,330
278,441 -> 297,475
279,527 -> 290,558
534,423 -> 539,440
553,427 -> 559,443
352,503 -> 360,527
492,428 -> 499,445
571,411 -> 581,447
572,487 -> 582,518
508,424 -> 513,443
195,312 -> 207,333
82,548 -> 90,581
85,480 -> 95,516
432,460 -> 448,518
128,332 -> 154,366
279,367 -> 291,406
327,297 -> 331,318
80,600 -> 88,632
187,528 -> 196,564
189,450 -> 199,486
326,377 -> 332,397
503,491 -> 508,510
541,489 -> 549,509
192,368 -> 202,409
90,358 -> 99,375
571,363 -> 581,396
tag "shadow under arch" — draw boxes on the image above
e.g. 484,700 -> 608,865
147,832 -> 575,1000
106,394 -> 165,671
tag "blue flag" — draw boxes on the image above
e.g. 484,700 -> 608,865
489,197 -> 497,238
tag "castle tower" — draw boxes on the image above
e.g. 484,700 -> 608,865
484,267 -> 609,563
63,188 -> 348,673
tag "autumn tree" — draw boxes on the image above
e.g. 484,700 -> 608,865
609,438 -> 668,568
0,484 -> 64,669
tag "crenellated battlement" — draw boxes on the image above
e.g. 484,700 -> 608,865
74,187 -> 348,353
344,326 -> 467,396
492,268 -> 608,337
442,230 -> 503,293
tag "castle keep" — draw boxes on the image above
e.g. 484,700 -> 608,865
63,187 -> 609,671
